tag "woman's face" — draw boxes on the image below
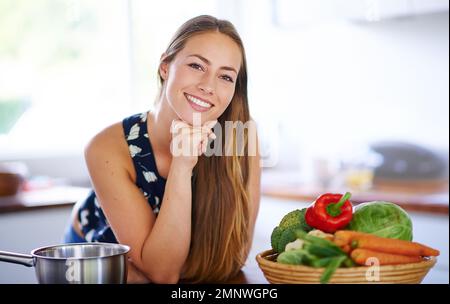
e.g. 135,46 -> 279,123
160,32 -> 242,125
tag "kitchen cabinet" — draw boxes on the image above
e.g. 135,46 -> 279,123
0,206 -> 73,283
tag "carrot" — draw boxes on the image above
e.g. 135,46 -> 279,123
340,244 -> 351,254
351,249 -> 423,265
333,231 -> 367,247
334,230 -> 440,257
352,236 -> 440,257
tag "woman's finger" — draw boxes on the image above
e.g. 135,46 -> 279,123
171,120 -> 191,134
202,120 -> 218,133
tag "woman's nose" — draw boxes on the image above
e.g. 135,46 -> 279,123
197,75 -> 215,95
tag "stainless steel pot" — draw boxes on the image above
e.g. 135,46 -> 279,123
0,242 -> 130,284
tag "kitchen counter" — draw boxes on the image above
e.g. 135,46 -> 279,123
0,186 -> 91,214
0,186 -> 447,284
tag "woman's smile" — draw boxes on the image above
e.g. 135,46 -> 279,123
184,93 -> 214,112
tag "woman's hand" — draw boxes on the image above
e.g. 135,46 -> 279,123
170,119 -> 217,170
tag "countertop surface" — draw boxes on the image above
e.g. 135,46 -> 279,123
0,186 -> 91,214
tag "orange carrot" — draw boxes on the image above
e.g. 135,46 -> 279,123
334,231 -> 440,257
333,231 -> 367,247
340,244 -> 351,254
352,236 -> 440,257
351,249 -> 423,265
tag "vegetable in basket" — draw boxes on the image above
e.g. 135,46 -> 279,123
271,208 -> 312,253
276,230 -> 354,284
347,201 -> 413,241
334,230 -> 440,258
279,208 -> 312,232
305,192 -> 353,233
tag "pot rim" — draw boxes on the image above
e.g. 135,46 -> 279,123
30,242 -> 130,261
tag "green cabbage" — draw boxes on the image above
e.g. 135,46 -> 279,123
347,201 -> 413,241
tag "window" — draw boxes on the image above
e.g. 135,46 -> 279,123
0,0 -> 218,159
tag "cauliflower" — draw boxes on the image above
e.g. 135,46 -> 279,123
308,229 -> 334,241
285,239 -> 305,251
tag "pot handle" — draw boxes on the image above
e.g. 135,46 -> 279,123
0,250 -> 34,267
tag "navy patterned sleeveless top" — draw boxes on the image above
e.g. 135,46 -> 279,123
77,112 -> 167,243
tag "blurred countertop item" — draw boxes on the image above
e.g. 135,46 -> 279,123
0,162 -> 28,197
369,141 -> 448,181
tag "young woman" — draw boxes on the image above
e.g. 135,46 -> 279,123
63,15 -> 261,284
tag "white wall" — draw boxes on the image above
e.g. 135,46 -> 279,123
239,2 -> 449,171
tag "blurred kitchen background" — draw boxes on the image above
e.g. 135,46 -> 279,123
0,0 -> 448,283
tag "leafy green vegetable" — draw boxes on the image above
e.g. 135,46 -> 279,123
295,230 -> 341,251
310,256 -> 336,268
276,249 -> 305,265
304,243 -> 345,258
320,256 -> 347,284
347,201 -> 413,241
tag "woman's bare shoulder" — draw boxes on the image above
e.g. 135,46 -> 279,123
84,122 -> 133,173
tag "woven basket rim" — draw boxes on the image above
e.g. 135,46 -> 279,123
256,249 -> 437,274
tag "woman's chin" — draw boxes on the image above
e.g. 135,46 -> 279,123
180,111 -> 207,126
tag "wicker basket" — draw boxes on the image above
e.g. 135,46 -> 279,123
256,249 -> 436,284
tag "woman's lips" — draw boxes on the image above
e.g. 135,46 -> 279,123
184,93 -> 213,113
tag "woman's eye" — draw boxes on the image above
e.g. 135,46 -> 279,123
188,63 -> 203,71
221,75 -> 234,83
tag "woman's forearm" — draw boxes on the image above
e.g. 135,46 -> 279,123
127,259 -> 151,284
139,161 -> 193,283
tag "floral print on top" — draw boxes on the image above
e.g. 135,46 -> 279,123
77,112 -> 167,243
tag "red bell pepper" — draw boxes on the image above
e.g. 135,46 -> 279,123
305,192 -> 353,233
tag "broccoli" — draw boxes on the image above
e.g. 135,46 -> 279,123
271,208 -> 313,253
279,208 -> 312,232
270,226 -> 283,252
277,226 -> 302,253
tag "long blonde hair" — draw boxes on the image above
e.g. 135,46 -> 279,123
157,15 -> 251,282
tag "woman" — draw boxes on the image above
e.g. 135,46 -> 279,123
63,15 -> 261,284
